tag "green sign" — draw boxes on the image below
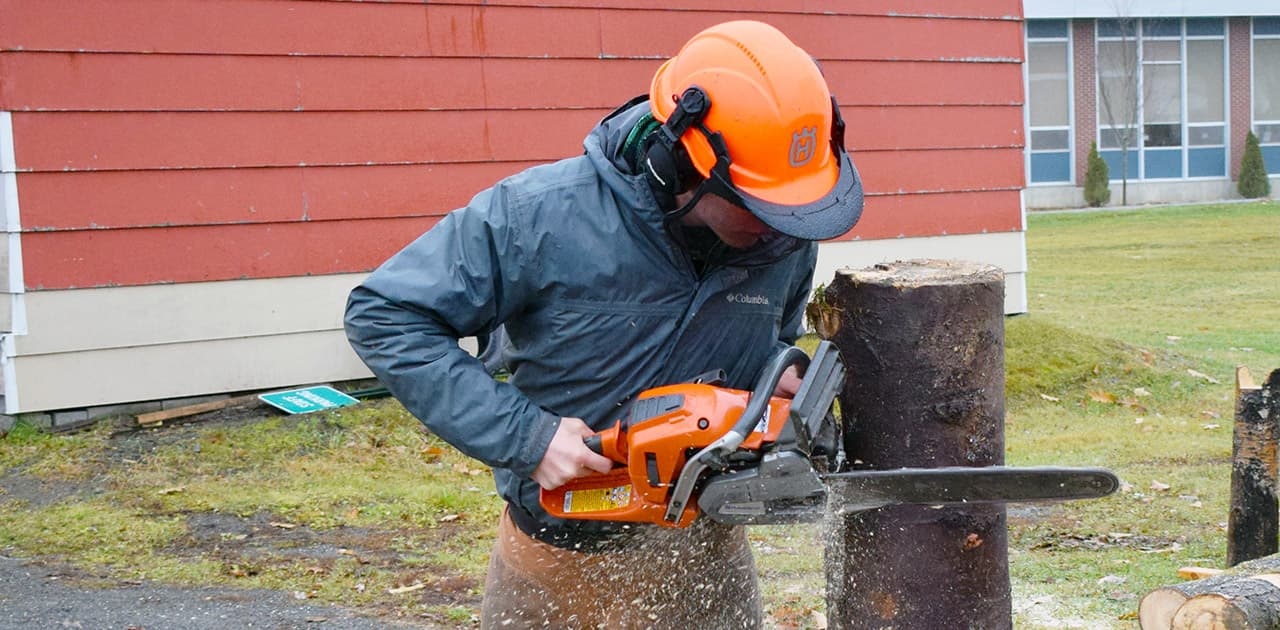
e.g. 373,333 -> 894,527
259,386 -> 359,414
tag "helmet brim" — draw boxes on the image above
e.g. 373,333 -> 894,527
715,150 -> 864,241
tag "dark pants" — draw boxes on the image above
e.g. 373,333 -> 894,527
480,508 -> 763,629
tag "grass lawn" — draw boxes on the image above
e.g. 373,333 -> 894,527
1,200 -> 1277,628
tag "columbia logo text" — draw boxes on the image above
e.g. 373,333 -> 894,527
726,293 -> 770,306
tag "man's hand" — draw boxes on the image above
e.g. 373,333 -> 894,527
532,417 -> 614,490
773,364 -> 803,399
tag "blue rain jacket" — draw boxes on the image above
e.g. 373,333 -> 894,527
345,100 -> 817,543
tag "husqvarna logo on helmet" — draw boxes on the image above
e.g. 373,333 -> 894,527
789,126 -> 818,167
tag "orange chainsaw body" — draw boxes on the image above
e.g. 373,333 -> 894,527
540,381 -> 791,528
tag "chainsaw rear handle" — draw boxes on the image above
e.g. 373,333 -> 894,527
578,419 -> 626,464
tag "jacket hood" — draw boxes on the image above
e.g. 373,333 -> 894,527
582,97 -> 667,228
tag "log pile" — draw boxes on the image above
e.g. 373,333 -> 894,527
1140,555 -> 1280,629
1139,367 -> 1280,629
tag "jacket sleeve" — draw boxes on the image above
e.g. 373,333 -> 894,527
343,183 -> 560,478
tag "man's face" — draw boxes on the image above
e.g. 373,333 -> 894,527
677,192 -> 773,249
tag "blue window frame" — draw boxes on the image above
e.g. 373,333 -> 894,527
1031,153 -> 1072,183
1188,148 -> 1226,177
1099,150 -> 1140,180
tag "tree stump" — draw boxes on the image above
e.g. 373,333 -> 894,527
823,259 -> 1009,629
1228,367 -> 1280,567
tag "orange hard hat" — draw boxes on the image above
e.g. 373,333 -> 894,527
650,20 -> 863,240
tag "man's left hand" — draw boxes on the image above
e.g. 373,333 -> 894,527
773,364 -> 802,399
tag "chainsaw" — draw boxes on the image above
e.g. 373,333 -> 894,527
540,341 -> 1119,528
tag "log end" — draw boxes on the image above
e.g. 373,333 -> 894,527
1139,587 -> 1191,630
834,259 -> 1004,289
1237,366 -> 1259,392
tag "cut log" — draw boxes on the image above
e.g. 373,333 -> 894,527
823,259 -> 1009,629
1142,574 -> 1258,629
1169,575 -> 1280,630
1180,567 -> 1226,580
1141,554 -> 1280,629
1227,367 -> 1280,566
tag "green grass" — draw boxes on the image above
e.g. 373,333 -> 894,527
1002,201 -> 1279,627
1026,201 -> 1280,378
0,200 -> 1277,628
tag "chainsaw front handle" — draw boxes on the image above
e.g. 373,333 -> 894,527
662,345 -> 812,523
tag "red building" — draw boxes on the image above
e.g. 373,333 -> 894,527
0,1 -> 1025,415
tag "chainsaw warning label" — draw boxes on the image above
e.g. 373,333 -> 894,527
563,485 -> 632,513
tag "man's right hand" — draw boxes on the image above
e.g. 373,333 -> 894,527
531,417 -> 614,490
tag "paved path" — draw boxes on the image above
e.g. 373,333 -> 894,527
0,555 -> 428,630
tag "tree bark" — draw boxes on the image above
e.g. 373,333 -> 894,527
1228,367 -> 1280,567
823,259 -> 1009,630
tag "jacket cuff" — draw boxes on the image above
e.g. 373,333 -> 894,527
513,411 -> 561,479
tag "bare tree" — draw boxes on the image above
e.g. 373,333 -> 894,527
1096,16 -> 1141,205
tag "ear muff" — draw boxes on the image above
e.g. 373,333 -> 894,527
643,136 -> 697,211
644,87 -> 712,213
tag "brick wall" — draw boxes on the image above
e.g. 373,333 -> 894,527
1229,17 -> 1252,180
1072,19 -> 1097,186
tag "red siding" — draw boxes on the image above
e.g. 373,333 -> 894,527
17,163 -> 537,230
22,218 -> 439,290
0,1 -> 1020,58
11,110 -> 605,170
0,56 -> 1025,112
0,0 -> 1025,290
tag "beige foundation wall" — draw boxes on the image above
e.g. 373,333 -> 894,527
2,274 -> 372,413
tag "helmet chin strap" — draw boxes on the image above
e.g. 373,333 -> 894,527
662,177 -> 715,226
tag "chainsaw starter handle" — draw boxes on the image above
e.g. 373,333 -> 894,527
662,345 -> 812,523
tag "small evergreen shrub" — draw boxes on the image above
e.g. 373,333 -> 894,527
1083,142 -> 1111,207
1238,131 -> 1271,199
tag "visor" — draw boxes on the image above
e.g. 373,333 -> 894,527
704,148 -> 864,241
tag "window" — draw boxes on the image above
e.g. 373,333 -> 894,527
1096,18 -> 1227,181
1026,20 -> 1072,184
1255,18 -> 1280,174
1187,38 -> 1225,177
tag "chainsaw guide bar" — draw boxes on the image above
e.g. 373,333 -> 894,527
697,463 -> 1120,525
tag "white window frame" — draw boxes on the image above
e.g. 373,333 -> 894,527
1025,21 -> 1075,186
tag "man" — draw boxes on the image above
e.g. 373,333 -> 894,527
345,19 -> 863,628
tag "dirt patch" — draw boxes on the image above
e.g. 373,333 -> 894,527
0,470 -> 105,509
